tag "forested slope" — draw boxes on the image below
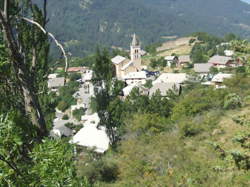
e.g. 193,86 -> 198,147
41,0 -> 250,56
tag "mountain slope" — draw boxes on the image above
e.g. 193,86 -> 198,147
41,0 -> 250,56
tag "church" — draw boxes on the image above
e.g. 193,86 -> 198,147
111,34 -> 143,80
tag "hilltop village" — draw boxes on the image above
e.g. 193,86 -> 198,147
3,0 -> 250,185
47,33 -> 248,153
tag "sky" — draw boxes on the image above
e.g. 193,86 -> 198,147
241,0 -> 250,4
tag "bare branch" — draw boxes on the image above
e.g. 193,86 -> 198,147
43,0 -> 47,26
21,17 -> 68,83
4,0 -> 9,19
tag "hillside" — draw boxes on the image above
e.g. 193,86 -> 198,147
41,0 -> 250,56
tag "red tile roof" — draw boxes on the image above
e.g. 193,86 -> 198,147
67,67 -> 86,72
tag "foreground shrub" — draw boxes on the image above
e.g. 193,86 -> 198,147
224,93 -> 242,110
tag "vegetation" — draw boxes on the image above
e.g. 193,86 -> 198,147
78,33 -> 250,185
0,1 -> 88,185
62,114 -> 69,120
1,0 -> 250,185
72,108 -> 86,121
69,73 -> 82,81
43,0 -> 250,57
65,123 -> 83,133
57,81 -> 79,111
92,48 -> 122,144
149,57 -> 166,69
145,42 -> 162,54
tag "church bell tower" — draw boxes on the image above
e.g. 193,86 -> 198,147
130,33 -> 142,70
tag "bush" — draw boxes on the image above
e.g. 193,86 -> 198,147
72,108 -> 86,121
231,151 -> 250,170
223,93 -> 242,110
189,38 -> 196,45
69,73 -> 81,81
77,158 -> 118,184
57,101 -> 69,112
181,122 -> 203,137
144,80 -> 153,89
65,123 -> 83,132
57,82 -> 78,111
172,87 -> 227,120
62,114 -> 69,120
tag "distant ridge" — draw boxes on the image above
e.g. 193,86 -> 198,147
39,0 -> 250,56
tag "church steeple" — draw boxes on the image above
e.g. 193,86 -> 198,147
130,33 -> 141,70
131,33 -> 140,46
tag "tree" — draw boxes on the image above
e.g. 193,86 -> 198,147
224,33 -> 237,42
0,0 -> 69,137
0,0 -> 49,136
190,44 -> 208,63
150,58 -> 158,69
92,48 -> 121,144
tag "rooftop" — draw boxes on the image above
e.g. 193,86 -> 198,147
164,56 -> 177,61
111,55 -> 127,65
212,73 -> 233,83
153,73 -> 188,84
71,113 -> 110,153
194,63 -> 212,73
149,82 -> 180,96
123,84 -> 139,96
208,55 -> 232,65
48,77 -> 65,88
179,55 -> 190,63
121,61 -> 134,70
124,71 -> 147,80
67,67 -> 87,72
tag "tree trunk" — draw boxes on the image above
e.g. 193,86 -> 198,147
15,61 -> 48,137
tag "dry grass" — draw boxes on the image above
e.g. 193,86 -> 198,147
157,44 -> 193,57
213,107 -> 250,152
155,36 -> 197,57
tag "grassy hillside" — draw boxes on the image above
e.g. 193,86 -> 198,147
75,74 -> 250,186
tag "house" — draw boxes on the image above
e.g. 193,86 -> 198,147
211,73 -> 233,88
82,70 -> 93,82
164,56 -> 178,67
71,113 -> 110,153
48,77 -> 65,92
48,73 -> 58,79
140,49 -> 147,56
178,55 -> 191,66
112,34 -> 143,80
50,126 -> 73,138
153,73 -> 188,85
74,84 -> 94,105
208,55 -> 234,68
211,73 -> 233,83
123,84 -> 137,97
149,82 -> 181,97
194,63 -> 213,75
50,117 -> 75,138
224,50 -> 234,57
123,71 -> 147,85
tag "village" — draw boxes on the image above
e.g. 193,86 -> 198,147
47,34 -> 246,153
